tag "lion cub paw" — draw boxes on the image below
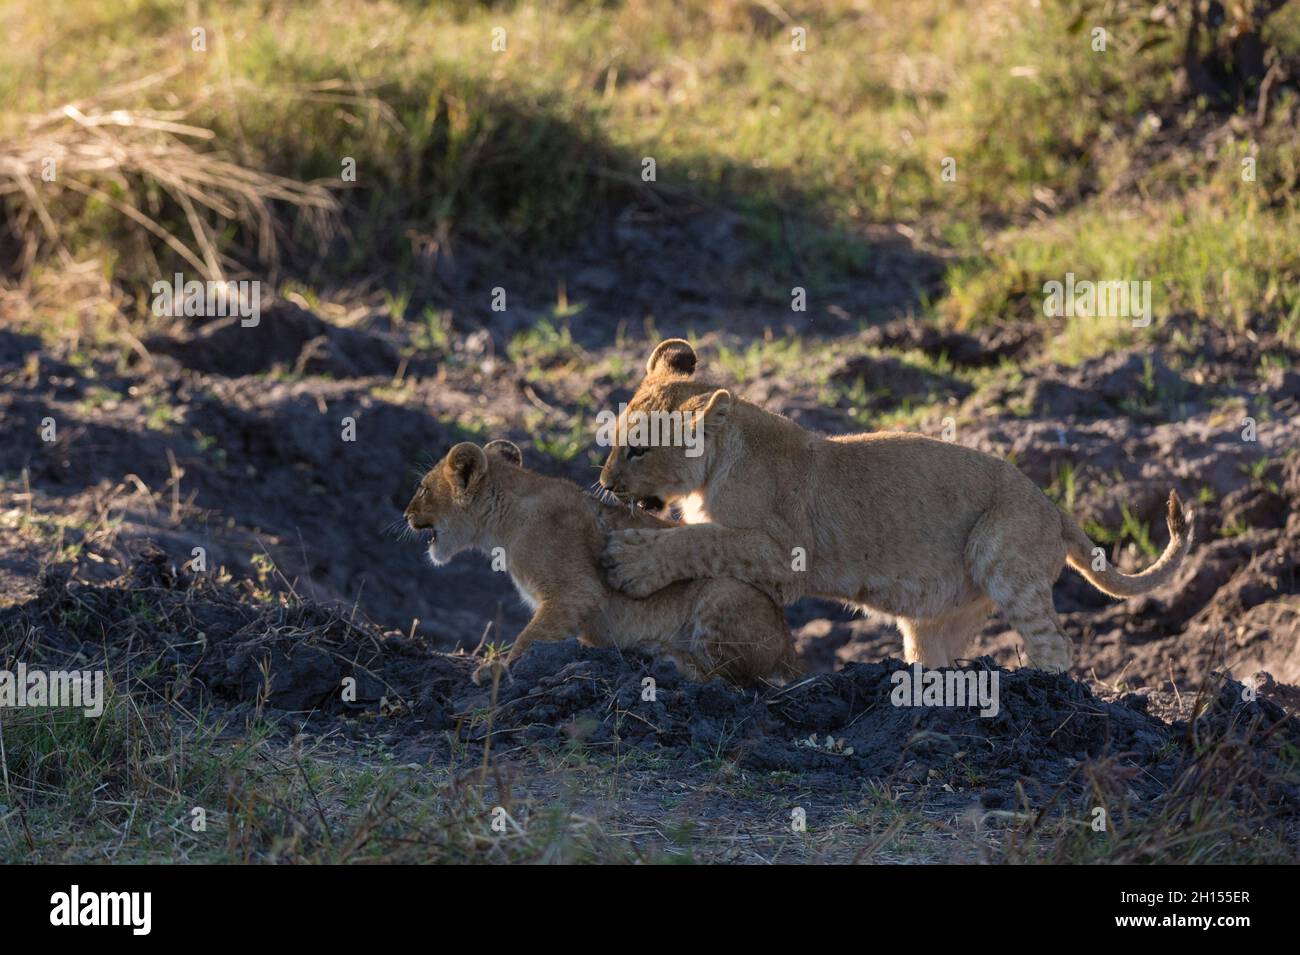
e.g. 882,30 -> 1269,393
601,528 -> 674,598
1025,639 -> 1073,674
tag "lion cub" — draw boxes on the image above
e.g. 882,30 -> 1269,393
599,339 -> 1194,673
404,439 -> 793,685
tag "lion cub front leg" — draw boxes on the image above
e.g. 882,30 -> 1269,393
603,524 -> 797,600
472,600 -> 585,685
600,528 -> 683,598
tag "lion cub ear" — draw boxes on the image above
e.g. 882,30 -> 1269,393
484,439 -> 523,468
444,442 -> 488,498
701,388 -> 731,431
646,338 -> 697,377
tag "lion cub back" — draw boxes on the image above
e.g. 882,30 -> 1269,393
495,468 -> 793,684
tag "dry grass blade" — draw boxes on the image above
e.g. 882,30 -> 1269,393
0,92 -> 343,284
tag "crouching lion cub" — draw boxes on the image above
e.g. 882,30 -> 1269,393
404,439 -> 794,685
598,339 -> 1194,673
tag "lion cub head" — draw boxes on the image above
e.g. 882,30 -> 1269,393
405,439 -> 521,564
598,339 -> 730,509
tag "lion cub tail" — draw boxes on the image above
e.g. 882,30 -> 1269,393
1062,490 -> 1193,598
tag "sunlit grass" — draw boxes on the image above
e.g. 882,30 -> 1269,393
2,0 -> 1297,350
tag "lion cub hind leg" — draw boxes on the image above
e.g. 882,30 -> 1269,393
686,580 -> 794,685
603,586 -> 715,681
979,579 -> 1073,672
966,506 -> 1073,672
1005,589 -> 1073,672
898,598 -> 995,667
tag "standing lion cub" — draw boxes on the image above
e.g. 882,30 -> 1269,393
598,339 -> 1194,672
404,439 -> 794,684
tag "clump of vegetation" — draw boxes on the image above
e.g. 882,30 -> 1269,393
4,0 -> 1296,352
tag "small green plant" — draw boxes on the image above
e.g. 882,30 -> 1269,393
1217,518 -> 1251,538
716,337 -> 804,383
143,394 -> 175,431
250,552 -> 275,591
532,417 -> 589,463
1085,504 -> 1158,559
412,307 -> 452,354
382,289 -> 411,324
1240,457 -> 1273,482
507,320 -> 580,371
1046,460 -> 1079,514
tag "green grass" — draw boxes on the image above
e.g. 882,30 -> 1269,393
1085,504 -> 1160,560
4,627 -> 1296,863
527,411 -> 590,463
6,0 -> 1296,350
5,0 -> 1300,866
716,336 -> 808,383
1045,460 -> 1080,514
0,681 -> 642,863
507,319 -> 581,371
944,186 -> 1300,355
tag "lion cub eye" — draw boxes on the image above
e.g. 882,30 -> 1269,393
626,445 -> 649,460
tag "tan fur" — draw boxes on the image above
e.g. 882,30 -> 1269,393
404,439 -> 794,685
599,340 -> 1195,672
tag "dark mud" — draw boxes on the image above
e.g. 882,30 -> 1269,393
3,302 -> 1298,697
2,241 -> 1299,856
6,552 -> 1298,821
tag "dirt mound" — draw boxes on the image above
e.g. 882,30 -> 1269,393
857,319 -> 1041,367
4,299 -> 1298,778
830,353 -> 974,410
9,553 -> 469,733
7,555 -> 1298,817
145,301 -> 400,378
0,343 -> 535,645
